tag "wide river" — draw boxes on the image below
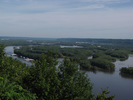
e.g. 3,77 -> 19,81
5,46 -> 133,100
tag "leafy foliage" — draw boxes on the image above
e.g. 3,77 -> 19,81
0,76 -> 37,100
96,88 -> 115,100
0,45 -> 115,100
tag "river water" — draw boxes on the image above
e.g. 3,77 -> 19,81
5,46 -> 133,100
60,45 -> 83,48
5,46 -> 33,66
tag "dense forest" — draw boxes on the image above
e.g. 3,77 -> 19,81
0,44 -> 115,99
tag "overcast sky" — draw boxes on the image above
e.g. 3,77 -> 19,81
0,0 -> 133,39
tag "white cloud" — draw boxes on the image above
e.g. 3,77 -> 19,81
73,4 -> 104,10
77,0 -> 130,3
0,0 -> 133,38
0,8 -> 132,31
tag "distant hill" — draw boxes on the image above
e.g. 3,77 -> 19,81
0,36 -> 57,40
56,38 -> 133,45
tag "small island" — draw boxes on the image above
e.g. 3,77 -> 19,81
120,67 -> 133,75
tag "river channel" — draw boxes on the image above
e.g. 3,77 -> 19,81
5,46 -> 133,100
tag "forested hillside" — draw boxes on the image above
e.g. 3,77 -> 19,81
0,44 -> 115,100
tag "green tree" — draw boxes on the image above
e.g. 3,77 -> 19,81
0,45 -> 115,100
58,58 -> 94,100
0,76 -> 37,100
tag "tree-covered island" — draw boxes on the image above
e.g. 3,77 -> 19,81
120,67 -> 133,75
14,44 -> 129,71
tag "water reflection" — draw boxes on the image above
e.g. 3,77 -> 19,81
96,69 -> 115,74
129,55 -> 133,57
119,73 -> 133,80
119,58 -> 128,61
81,69 -> 115,74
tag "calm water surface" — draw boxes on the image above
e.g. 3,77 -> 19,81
5,46 -> 133,100
5,46 -> 33,66
84,56 -> 133,100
